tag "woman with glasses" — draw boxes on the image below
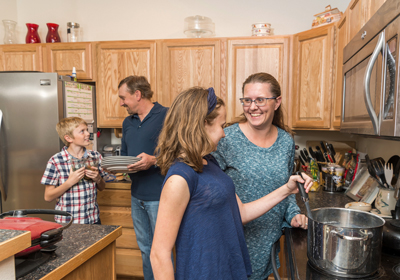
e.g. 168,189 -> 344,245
150,86 -> 312,279
212,73 -> 307,280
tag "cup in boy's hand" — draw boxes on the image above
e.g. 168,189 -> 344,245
83,159 -> 99,181
70,158 -> 85,182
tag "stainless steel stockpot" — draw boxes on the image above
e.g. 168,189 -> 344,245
307,207 -> 385,278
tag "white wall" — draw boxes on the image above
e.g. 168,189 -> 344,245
0,0 -> 17,44
0,0 -> 350,44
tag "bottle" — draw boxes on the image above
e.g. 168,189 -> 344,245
72,67 -> 77,81
67,22 -> 80,42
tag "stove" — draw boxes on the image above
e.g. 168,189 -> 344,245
284,228 -> 400,280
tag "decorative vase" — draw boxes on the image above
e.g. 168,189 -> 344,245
46,23 -> 61,43
25,23 -> 41,43
3,20 -> 17,44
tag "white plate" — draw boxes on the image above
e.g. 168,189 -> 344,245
103,156 -> 140,160
370,209 -> 392,218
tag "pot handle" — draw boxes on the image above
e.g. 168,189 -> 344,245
330,229 -> 372,241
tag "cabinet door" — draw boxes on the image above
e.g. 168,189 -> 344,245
96,41 -> 156,127
332,12 -> 349,129
291,24 -> 335,129
156,39 -> 223,107
45,42 -> 95,80
226,37 -> 290,123
348,0 -> 371,41
0,44 -> 44,71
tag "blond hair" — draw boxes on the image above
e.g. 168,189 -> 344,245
56,117 -> 87,146
156,87 -> 224,175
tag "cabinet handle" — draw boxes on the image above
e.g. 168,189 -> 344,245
0,109 -> 6,202
364,32 -> 385,135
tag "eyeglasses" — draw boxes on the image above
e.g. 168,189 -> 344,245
239,97 -> 277,107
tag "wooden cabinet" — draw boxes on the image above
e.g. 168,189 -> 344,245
156,38 -> 224,107
0,44 -> 44,71
226,36 -> 290,123
44,42 -> 96,81
291,24 -> 336,130
347,0 -> 386,42
332,11 -> 349,129
98,182 -> 144,278
96,41 -> 156,128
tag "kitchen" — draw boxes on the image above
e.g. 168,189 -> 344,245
1,0 -> 400,279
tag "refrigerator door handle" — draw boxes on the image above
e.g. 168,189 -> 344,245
0,109 -> 6,201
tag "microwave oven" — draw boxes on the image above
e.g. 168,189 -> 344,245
341,0 -> 400,138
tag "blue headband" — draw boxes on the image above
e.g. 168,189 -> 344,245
207,87 -> 217,115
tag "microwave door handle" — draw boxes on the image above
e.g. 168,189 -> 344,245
383,47 -> 396,119
364,32 -> 385,135
0,109 -> 6,202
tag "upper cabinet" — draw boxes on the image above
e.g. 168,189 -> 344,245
44,42 -> 96,81
226,37 -> 290,122
96,41 -> 156,128
156,39 -> 223,107
348,0 -> 387,42
332,11 -> 349,129
291,24 -> 336,130
0,44 -> 44,71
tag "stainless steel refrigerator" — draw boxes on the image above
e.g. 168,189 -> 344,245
0,72 -> 97,215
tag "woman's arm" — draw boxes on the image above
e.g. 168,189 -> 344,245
151,175 -> 190,280
236,173 -> 312,224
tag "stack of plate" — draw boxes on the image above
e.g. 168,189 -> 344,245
101,156 -> 141,173
251,23 -> 273,36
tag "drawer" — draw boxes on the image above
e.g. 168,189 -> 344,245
98,189 -> 131,207
116,228 -> 139,250
116,248 -> 143,277
99,206 -> 133,228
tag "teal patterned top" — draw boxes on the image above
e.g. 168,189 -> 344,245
212,123 -> 298,280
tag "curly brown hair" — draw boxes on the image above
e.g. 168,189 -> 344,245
155,87 -> 224,175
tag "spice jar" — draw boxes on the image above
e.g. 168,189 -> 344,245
67,22 -> 80,42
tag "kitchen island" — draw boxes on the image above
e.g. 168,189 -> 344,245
18,224 -> 122,280
284,189 -> 400,279
0,229 -> 31,280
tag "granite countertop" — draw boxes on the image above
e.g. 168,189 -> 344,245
0,229 -> 28,243
18,224 -> 120,280
285,190 -> 400,279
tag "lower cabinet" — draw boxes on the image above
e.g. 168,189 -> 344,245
98,183 -> 144,278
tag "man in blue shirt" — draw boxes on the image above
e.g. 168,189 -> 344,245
118,76 -> 168,280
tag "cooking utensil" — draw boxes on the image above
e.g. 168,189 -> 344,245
308,147 -> 320,162
298,156 -> 305,166
392,158 -> 400,186
314,146 -> 325,162
385,162 -> 394,187
328,144 -> 336,156
365,154 -> 381,185
372,159 -> 391,188
295,171 -> 312,219
0,209 -> 73,256
319,142 -> 330,162
303,148 -> 310,159
300,150 -> 309,163
325,143 -> 336,163
307,207 -> 385,278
